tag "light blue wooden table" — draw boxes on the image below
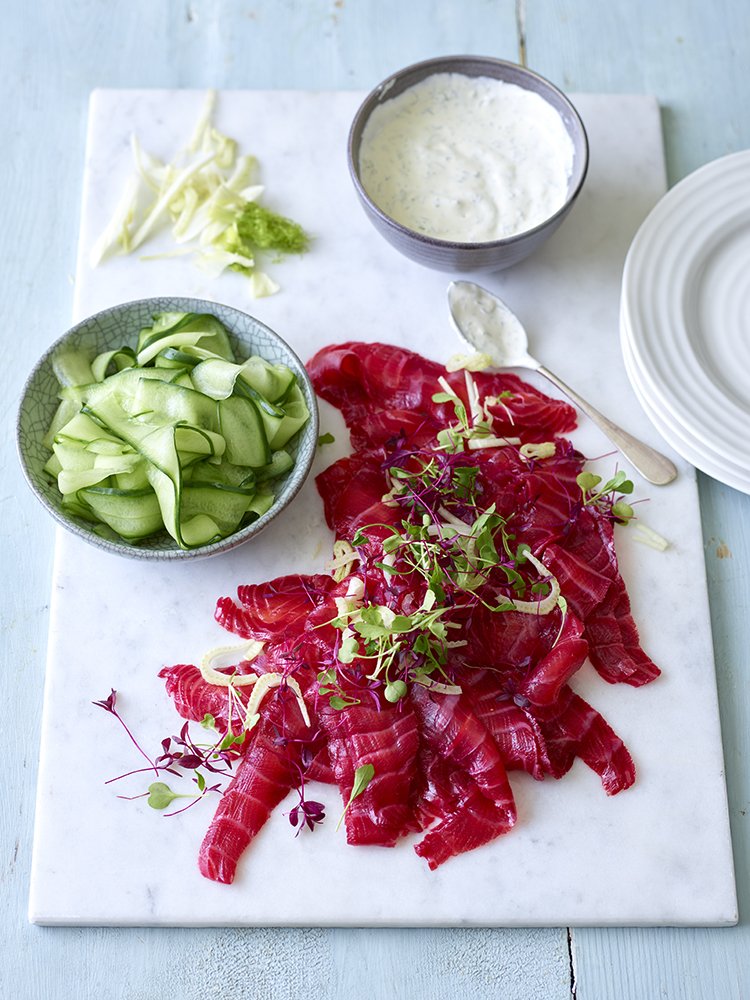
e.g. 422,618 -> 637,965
2,2 -> 748,997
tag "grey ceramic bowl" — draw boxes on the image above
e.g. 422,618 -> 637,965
17,297 -> 319,561
348,55 -> 589,272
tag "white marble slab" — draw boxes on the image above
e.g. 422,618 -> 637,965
28,90 -> 737,926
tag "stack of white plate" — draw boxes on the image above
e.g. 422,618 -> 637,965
620,150 -> 750,495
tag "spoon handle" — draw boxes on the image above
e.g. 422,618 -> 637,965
536,365 -> 678,485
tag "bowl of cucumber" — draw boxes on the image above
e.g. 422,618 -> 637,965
17,297 -> 319,560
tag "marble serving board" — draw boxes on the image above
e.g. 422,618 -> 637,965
28,90 -> 737,926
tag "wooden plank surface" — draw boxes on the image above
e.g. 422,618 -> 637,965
2,0 -> 748,997
523,4 -> 750,996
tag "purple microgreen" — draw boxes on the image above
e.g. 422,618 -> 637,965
92,689 -> 158,776
105,764 -> 181,786
174,753 -> 203,770
98,684 -> 250,822
92,689 -> 117,714
288,798 -> 326,835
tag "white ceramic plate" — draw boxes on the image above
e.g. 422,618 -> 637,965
621,150 -> 750,488
621,314 -> 750,494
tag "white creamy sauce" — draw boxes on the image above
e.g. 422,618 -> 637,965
359,72 -> 575,243
449,282 -> 531,364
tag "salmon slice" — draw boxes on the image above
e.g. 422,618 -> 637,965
198,691 -> 309,884
410,687 -> 517,870
319,701 -> 420,846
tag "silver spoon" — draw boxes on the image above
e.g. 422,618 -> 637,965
447,280 -> 677,486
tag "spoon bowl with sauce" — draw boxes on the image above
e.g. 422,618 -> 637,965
348,55 -> 589,272
448,280 -> 678,485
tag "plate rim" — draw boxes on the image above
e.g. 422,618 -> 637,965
621,150 -> 750,475
621,316 -> 750,494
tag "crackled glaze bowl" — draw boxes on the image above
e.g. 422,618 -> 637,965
348,54 -> 589,272
16,297 -> 319,560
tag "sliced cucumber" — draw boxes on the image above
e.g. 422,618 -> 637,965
256,450 -> 294,483
78,486 -> 164,540
43,311 -> 309,548
218,395 -> 270,467
239,356 -> 297,402
91,347 -> 137,382
181,482 -> 257,535
268,383 -> 310,449
52,347 -> 95,388
136,312 -> 234,365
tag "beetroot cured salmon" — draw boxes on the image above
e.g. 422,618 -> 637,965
319,702 -> 420,846
410,687 -> 517,870
159,343 -> 658,884
199,691 -> 310,884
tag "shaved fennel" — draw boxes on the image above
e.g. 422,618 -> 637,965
90,90 -> 310,296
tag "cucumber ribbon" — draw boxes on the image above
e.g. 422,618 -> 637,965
44,312 -> 309,548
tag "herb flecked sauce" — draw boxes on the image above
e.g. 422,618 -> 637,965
359,73 -> 575,243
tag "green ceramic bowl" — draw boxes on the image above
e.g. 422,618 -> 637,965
16,297 -> 319,560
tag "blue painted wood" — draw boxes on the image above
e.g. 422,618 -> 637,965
524,2 -> 750,997
2,0 -> 748,997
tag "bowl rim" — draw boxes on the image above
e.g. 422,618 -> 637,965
347,53 -> 590,251
16,295 -> 319,561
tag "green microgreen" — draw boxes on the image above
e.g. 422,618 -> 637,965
147,781 -> 196,810
218,730 -> 247,751
431,377 -> 519,454
317,448 -> 553,709
316,368 -> 587,713
317,667 -> 361,709
337,634 -> 361,664
431,378 -> 499,454
96,680 -> 257,820
384,679 -> 408,703
336,763 -> 375,831
432,390 -> 469,432
576,470 -> 635,524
